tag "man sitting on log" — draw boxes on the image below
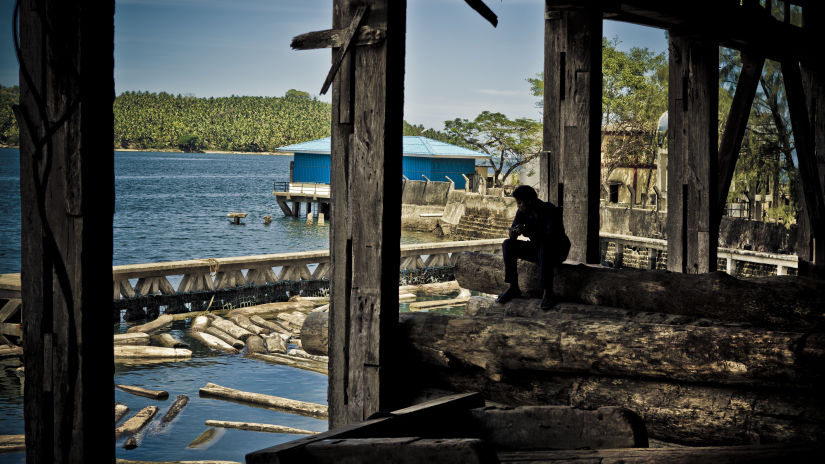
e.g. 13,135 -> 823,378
496,185 -> 570,310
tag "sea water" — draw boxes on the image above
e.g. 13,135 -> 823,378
0,148 -> 449,463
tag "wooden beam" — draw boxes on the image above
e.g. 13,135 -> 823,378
717,53 -> 764,221
666,33 -> 719,274
17,0 -> 115,462
329,0 -> 406,428
463,0 -> 498,27
783,59 -> 825,274
320,5 -> 367,95
291,26 -> 386,50
544,3 -> 601,263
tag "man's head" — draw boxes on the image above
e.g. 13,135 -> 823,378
512,185 -> 539,213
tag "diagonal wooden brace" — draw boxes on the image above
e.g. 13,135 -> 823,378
320,5 -> 368,95
464,0 -> 498,27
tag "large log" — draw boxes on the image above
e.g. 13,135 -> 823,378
116,384 -> 170,400
246,353 -> 328,375
127,314 -> 174,334
204,326 -> 245,350
115,406 -> 159,439
204,420 -> 317,435
191,331 -> 239,354
455,252 -> 825,330
114,333 -> 150,346
161,395 -> 190,424
249,315 -> 292,335
301,311 -> 328,356
151,333 -> 188,348
210,316 -> 254,340
199,382 -> 328,419
114,346 -> 192,360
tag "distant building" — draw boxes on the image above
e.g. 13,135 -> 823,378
275,136 -> 488,190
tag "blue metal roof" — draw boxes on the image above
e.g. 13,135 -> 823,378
276,136 -> 487,159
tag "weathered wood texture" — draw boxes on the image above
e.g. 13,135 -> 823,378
301,438 -> 496,464
329,0 -> 406,428
199,382 -> 328,419
204,420 -> 317,435
161,395 -> 189,424
246,352 -> 328,375
496,443 -> 825,463
470,405 -> 647,451
412,362 -> 825,445
114,346 -> 192,360
541,4 -> 601,263
115,406 -> 159,439
667,33 -> 718,274
301,310 -> 329,356
454,252 -> 825,330
116,384 -> 170,400
397,312 -> 825,388
126,314 -> 173,334
18,1 -> 115,462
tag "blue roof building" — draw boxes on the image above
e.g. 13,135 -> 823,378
276,136 -> 487,190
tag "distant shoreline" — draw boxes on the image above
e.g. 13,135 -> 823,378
0,145 -> 290,156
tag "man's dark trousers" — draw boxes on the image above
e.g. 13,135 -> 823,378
502,238 -> 555,291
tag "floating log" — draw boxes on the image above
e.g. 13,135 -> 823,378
161,395 -> 190,424
454,252 -> 825,330
204,420 -> 317,435
229,300 -> 314,318
250,315 -> 292,335
276,311 -> 306,331
114,346 -> 192,360
398,280 -> 461,295
204,326 -> 245,349
151,333 -> 188,348
115,406 -> 159,439
287,349 -> 328,363
0,345 -> 22,359
191,331 -> 239,354
0,434 -> 25,453
123,436 -> 138,450
210,316 -> 254,341
245,335 -> 268,354
398,293 -> 417,302
116,384 -> 170,400
408,297 -> 469,312
186,427 -> 222,449
114,333 -> 150,346
229,314 -> 268,335
300,311 -> 327,356
191,315 -> 210,332
288,296 -> 329,304
246,353 -> 328,375
115,402 -> 130,423
199,382 -> 328,419
127,314 -> 174,334
263,333 -> 288,354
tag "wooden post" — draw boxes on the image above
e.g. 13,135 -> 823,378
797,4 -> 825,276
542,1 -> 601,264
666,33 -> 719,274
329,0 -> 405,428
17,1 -> 115,462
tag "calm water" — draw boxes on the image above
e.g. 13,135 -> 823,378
0,148 -> 449,463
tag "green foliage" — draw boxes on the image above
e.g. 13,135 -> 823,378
528,38 -> 667,182
113,91 -> 332,152
0,85 -> 20,146
402,120 -> 471,148
444,111 -> 541,187
284,89 -> 311,100
177,133 -> 204,152
766,204 -> 798,229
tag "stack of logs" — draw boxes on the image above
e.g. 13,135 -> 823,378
301,252 -> 825,446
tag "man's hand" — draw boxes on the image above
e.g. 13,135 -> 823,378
510,223 -> 526,239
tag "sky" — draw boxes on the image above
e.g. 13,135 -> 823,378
0,0 -> 667,130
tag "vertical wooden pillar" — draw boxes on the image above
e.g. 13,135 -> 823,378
18,1 -> 115,462
797,4 -> 825,276
329,0 -> 405,428
541,1 -> 601,264
666,33 -> 719,274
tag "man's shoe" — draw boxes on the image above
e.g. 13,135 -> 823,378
496,287 -> 522,304
540,297 -> 554,311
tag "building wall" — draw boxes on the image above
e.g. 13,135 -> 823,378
430,158 -> 474,189
292,152 -> 330,183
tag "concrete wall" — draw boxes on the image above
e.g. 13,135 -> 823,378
401,179 -> 452,206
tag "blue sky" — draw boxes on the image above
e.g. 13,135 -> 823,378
0,0 -> 667,130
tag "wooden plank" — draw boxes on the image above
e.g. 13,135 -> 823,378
667,34 -> 718,274
463,0 -> 498,27
799,45 -> 825,275
541,2 -> 562,205
18,1 -> 115,462
717,53 -> 764,219
0,299 -> 21,322
291,26 -> 386,50
784,59 -> 825,275
320,5 -> 367,95
558,6 -> 602,264
0,323 -> 22,338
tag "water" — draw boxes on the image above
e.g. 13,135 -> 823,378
0,148 -> 452,463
